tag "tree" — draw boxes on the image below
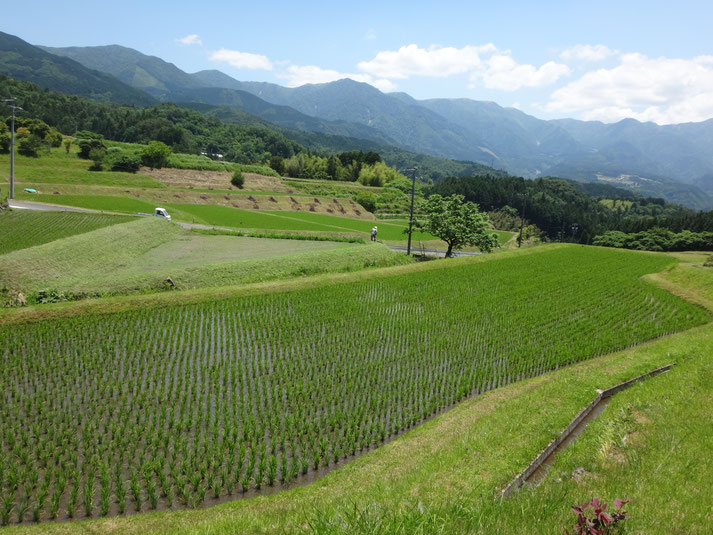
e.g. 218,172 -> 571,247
140,141 -> 172,169
420,194 -> 499,257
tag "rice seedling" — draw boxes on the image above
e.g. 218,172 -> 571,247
0,247 -> 707,524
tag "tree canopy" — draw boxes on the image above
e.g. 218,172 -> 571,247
420,194 -> 499,256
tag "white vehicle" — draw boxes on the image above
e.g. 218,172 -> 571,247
154,207 -> 171,221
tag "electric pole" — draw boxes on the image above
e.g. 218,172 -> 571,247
406,167 -> 417,256
2,98 -> 22,200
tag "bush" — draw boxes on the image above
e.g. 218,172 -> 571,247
704,255 -> 713,267
77,138 -> 106,159
88,148 -> 106,171
231,170 -> 245,189
140,141 -> 172,169
17,135 -> 42,157
110,154 -> 141,173
355,191 -> 377,213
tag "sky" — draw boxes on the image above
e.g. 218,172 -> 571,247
4,0 -> 713,124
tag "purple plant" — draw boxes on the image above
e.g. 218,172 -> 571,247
571,497 -> 632,535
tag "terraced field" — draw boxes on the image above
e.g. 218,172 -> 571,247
0,246 -> 706,525
0,210 -> 136,255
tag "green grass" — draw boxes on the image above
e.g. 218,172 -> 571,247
168,204 -> 510,246
0,148 -> 164,188
0,217 -> 407,299
13,194 -> 200,222
0,246 -> 707,528
0,209 -> 136,255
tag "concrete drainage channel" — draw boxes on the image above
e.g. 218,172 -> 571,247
501,363 -> 674,498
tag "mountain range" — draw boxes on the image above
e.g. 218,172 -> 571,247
1,31 -> 711,209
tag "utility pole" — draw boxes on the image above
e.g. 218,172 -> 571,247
406,167 -> 417,256
517,192 -> 527,248
2,98 -> 22,199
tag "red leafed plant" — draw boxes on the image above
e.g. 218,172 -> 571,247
571,497 -> 633,534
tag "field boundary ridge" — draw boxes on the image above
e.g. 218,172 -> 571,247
500,363 -> 674,498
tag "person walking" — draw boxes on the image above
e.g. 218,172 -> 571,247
371,226 -> 378,241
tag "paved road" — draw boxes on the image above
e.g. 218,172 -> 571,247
7,202 -> 478,258
8,200 -> 96,212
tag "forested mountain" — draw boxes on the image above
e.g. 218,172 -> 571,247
6,34 -> 713,208
38,44 -> 205,98
0,75 -> 499,181
0,32 -> 155,106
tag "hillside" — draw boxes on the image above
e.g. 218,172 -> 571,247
0,32 -> 155,106
35,41 -> 713,207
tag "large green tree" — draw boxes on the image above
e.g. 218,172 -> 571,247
421,194 -> 499,257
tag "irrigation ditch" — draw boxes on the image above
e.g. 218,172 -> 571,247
500,363 -> 675,498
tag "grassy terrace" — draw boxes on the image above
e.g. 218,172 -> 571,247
0,246 -> 710,532
0,210 -> 136,255
0,216 -> 409,300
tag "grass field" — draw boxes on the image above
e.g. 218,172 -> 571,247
0,246 -> 707,527
0,217 -> 408,300
0,150 -> 163,189
0,210 -> 136,255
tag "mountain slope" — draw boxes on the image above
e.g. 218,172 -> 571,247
39,44 -> 205,98
19,38 -> 713,208
0,32 -> 155,106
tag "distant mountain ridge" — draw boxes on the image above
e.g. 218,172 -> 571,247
0,32 -> 155,106
8,36 -> 713,209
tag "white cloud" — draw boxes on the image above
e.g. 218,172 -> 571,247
358,43 -> 497,79
209,48 -> 273,70
357,43 -> 568,91
546,53 -> 713,123
560,44 -> 617,62
176,34 -> 202,46
474,55 -> 571,90
278,65 -> 396,92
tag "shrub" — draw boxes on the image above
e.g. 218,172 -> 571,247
231,170 -> 245,189
77,138 -> 106,159
355,191 -> 377,213
17,135 -> 42,157
140,141 -> 172,169
110,154 -> 141,173
571,497 -> 632,534
88,148 -> 106,171
704,255 -> 713,267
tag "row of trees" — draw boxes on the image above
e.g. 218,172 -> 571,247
593,228 -> 713,252
429,174 -> 706,243
270,151 -> 404,186
0,117 -> 63,156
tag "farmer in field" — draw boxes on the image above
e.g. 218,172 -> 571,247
371,226 -> 378,241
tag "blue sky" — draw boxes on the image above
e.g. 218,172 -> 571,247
4,0 -> 713,124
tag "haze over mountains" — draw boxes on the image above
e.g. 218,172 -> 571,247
1,31 -> 712,209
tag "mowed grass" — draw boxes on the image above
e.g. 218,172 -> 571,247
2,249 -> 711,534
13,194 -> 200,222
0,148 -> 163,188
169,205 -> 511,246
0,209 -> 136,255
0,218 -> 409,299
11,192 -> 508,248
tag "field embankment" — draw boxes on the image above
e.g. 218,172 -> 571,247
0,217 -> 407,301
0,210 -> 136,255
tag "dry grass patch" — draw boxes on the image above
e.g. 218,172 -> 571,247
141,168 -> 291,192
